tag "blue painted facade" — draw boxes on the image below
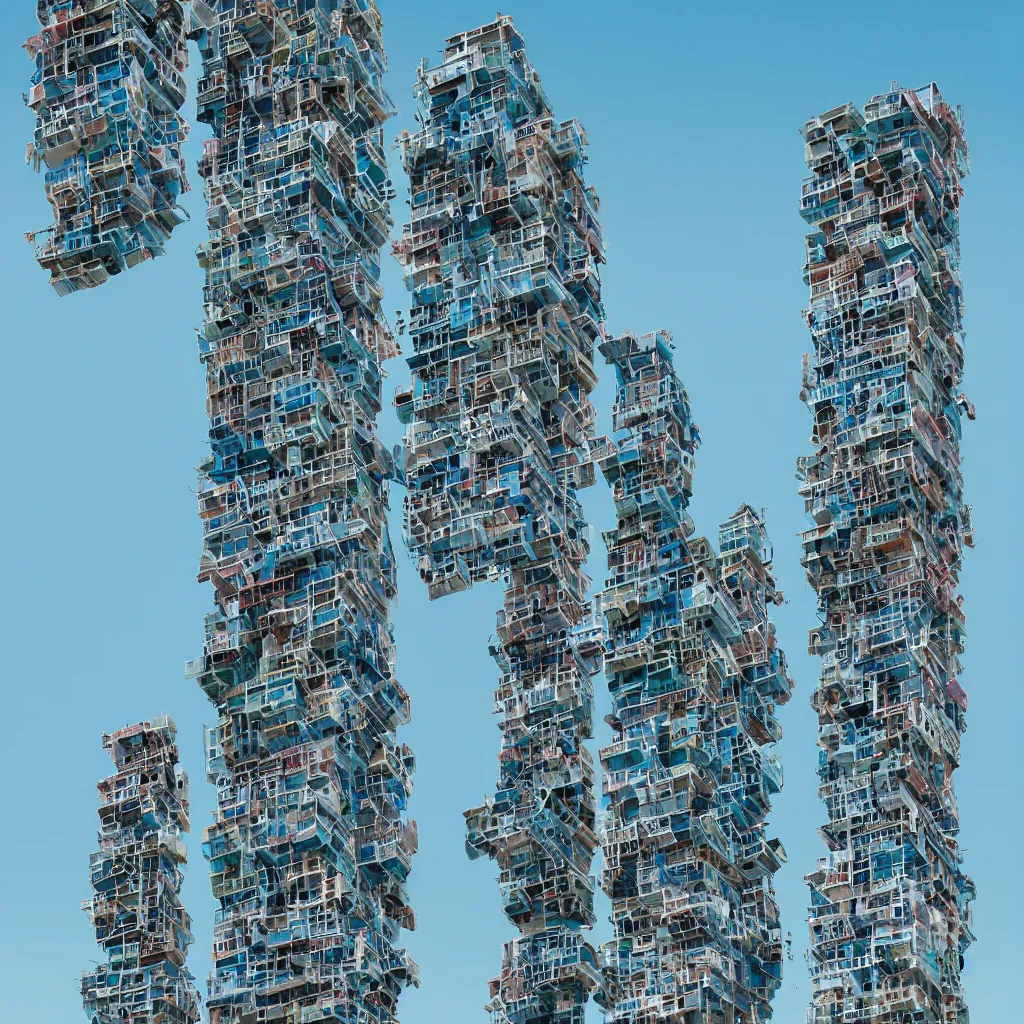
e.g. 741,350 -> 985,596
25,1 -> 191,293
81,717 -> 202,1024
596,331 -> 793,1024
798,84 -> 974,1024
188,3 -> 416,1022
395,15 -> 605,1024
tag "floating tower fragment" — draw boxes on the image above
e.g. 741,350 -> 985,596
798,83 -> 974,1023
395,15 -> 605,1023
188,3 -> 416,1022
596,330 -> 794,1024
24,0 -> 191,294
81,716 -> 201,1024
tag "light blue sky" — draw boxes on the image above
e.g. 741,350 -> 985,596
0,2 -> 1020,1022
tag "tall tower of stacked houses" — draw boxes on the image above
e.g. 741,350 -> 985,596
81,717 -> 202,1024
595,331 -> 793,1024
798,84 -> 974,1023
395,16 -> 606,1024
187,3 -> 417,1022
24,0 -> 191,294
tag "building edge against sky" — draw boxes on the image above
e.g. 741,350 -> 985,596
187,3 -> 417,1023
81,717 -> 202,1024
596,330 -> 793,1024
395,14 -> 606,1023
24,1 -> 191,294
798,83 -> 974,1023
